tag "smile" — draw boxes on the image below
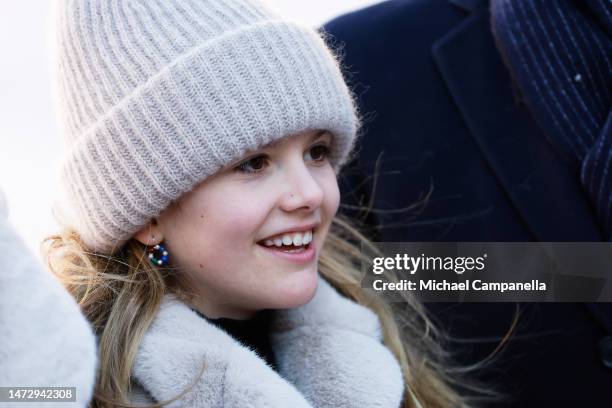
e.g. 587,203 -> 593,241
260,229 -> 314,248
256,229 -> 317,263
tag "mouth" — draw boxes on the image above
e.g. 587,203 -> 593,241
256,228 -> 316,254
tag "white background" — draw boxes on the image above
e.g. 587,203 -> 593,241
0,0 -> 381,253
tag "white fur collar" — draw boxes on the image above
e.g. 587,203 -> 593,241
131,276 -> 405,407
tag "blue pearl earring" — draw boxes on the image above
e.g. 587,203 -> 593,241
148,243 -> 169,266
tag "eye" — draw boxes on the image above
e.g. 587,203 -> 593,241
234,155 -> 268,174
305,143 -> 331,162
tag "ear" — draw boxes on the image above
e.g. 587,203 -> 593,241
133,218 -> 164,246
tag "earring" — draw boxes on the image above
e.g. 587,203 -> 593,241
148,243 -> 169,266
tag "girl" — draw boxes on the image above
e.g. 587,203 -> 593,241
42,0 -> 471,406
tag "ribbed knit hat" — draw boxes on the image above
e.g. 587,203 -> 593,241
52,0 -> 359,254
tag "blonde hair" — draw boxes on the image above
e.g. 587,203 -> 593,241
43,204 -> 516,408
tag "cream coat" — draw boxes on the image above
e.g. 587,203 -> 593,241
129,277 -> 405,407
0,191 -> 97,407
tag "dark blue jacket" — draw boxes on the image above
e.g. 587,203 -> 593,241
326,0 -> 612,406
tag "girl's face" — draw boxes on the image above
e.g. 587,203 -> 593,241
137,130 -> 340,319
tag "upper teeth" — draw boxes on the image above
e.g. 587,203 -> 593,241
263,230 -> 313,247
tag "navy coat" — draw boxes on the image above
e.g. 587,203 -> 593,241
326,0 -> 612,406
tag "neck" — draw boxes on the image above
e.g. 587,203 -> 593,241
189,298 -> 257,320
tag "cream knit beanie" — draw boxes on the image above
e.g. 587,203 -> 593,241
52,0 -> 359,254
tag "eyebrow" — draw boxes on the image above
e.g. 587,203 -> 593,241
224,130 -> 329,171
263,129 -> 327,149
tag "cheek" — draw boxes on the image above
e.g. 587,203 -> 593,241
169,186 -> 272,270
321,169 -> 341,217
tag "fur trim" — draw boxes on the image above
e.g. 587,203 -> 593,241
132,276 -> 404,407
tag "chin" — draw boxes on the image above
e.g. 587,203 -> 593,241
272,268 -> 319,309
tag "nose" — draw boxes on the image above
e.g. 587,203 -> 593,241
278,161 -> 324,213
